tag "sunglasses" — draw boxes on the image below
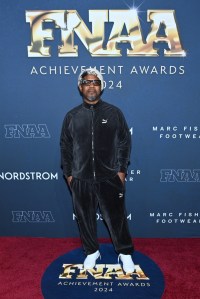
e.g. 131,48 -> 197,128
81,79 -> 101,86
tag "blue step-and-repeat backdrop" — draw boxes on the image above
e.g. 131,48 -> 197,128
0,0 -> 199,238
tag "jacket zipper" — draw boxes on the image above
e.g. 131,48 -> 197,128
90,106 -> 96,180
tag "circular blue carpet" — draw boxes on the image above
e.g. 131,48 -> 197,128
41,244 -> 165,299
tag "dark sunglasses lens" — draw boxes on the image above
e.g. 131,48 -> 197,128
82,80 -> 101,86
93,80 -> 101,86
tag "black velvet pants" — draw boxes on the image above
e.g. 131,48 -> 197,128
70,174 -> 134,255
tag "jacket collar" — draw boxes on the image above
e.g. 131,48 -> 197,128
83,99 -> 103,110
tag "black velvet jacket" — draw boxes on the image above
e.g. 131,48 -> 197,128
60,100 -> 131,182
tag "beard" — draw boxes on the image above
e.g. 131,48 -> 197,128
87,95 -> 97,102
84,90 -> 101,102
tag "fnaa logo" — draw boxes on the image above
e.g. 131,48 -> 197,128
12,211 -> 55,223
4,124 -> 50,138
160,169 -> 200,182
26,9 -> 185,57
59,263 -> 149,281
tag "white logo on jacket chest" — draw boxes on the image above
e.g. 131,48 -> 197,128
102,119 -> 108,124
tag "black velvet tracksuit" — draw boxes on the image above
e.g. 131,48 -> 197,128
60,99 -> 134,255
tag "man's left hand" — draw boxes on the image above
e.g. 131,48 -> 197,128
117,172 -> 126,184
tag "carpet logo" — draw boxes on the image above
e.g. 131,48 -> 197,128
41,244 -> 165,299
59,263 -> 149,281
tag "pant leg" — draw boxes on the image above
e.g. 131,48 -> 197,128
71,178 -> 99,255
95,175 -> 134,255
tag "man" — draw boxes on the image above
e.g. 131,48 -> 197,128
60,68 -> 134,273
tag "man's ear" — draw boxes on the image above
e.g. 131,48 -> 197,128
78,84 -> 82,93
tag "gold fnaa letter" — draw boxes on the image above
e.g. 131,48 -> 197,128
26,10 -> 66,57
59,10 -> 109,57
146,10 -> 186,57
26,9 -> 185,57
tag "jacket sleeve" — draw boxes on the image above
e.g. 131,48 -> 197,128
60,113 -> 73,178
117,110 -> 131,173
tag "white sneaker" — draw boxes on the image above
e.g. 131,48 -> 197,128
83,250 -> 101,270
118,254 -> 135,273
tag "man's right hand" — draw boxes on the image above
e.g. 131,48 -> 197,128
67,176 -> 73,186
